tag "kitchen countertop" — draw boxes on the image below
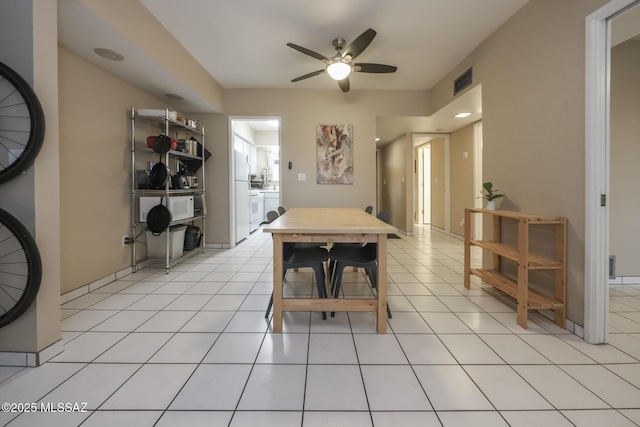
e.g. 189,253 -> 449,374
260,189 -> 279,193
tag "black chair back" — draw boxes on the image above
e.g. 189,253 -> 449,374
377,211 -> 391,224
364,205 -> 373,214
277,206 -> 286,215
266,210 -> 279,224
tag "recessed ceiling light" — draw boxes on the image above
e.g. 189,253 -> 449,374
165,93 -> 184,100
93,48 -> 124,61
454,112 -> 472,118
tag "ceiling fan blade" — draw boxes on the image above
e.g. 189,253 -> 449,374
342,28 -> 376,60
287,43 -> 329,62
338,77 -> 350,93
291,69 -> 325,82
354,63 -> 398,73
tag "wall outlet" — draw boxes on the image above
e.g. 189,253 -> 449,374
298,173 -> 306,181
459,218 -> 464,227
122,235 -> 133,247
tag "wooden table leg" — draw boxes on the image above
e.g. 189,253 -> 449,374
464,209 -> 471,290
376,234 -> 388,333
517,218 -> 529,329
272,233 -> 284,332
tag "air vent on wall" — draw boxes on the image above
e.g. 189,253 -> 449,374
454,67 -> 473,95
609,255 -> 616,279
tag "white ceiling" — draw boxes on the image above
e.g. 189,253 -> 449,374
58,0 -> 529,142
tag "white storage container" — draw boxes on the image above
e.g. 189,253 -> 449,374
146,225 -> 186,260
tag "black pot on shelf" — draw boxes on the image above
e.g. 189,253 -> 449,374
146,204 -> 171,235
149,162 -> 169,189
151,135 -> 172,154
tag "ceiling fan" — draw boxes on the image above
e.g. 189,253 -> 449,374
287,28 -> 397,93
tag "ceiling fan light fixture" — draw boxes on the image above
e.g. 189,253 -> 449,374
326,61 -> 352,81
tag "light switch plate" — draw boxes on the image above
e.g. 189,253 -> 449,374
298,173 -> 306,181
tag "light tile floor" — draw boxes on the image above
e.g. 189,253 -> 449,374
1,225 -> 640,426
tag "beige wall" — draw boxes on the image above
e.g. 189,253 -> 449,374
223,90 -> 428,216
58,47 -> 175,294
379,134 -> 411,231
191,113 -> 229,244
427,0 -> 610,324
610,40 -> 640,277
449,123 -> 475,237
430,137 -> 446,230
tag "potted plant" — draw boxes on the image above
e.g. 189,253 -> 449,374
479,181 -> 504,210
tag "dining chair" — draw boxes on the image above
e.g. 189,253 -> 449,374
327,210 -> 393,318
328,242 -> 392,319
266,210 -> 279,224
364,205 -> 373,214
376,210 -> 391,223
264,210 -> 328,319
277,206 -> 286,215
329,210 -> 391,271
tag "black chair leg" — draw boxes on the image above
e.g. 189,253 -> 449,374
328,259 -> 337,292
331,262 -> 345,317
265,293 -> 273,318
313,264 -> 327,320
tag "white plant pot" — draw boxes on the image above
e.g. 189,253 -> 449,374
485,200 -> 496,210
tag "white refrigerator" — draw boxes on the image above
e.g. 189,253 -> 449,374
234,150 -> 250,243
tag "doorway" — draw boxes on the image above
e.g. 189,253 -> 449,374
416,143 -> 431,225
228,117 -> 281,246
585,0 -> 640,344
412,134 -> 450,234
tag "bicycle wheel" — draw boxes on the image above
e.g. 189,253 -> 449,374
0,61 -> 45,185
0,208 -> 42,328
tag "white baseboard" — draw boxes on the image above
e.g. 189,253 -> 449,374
0,339 -> 63,367
205,243 -> 230,249
61,266 -> 134,304
430,225 -> 446,234
609,276 -> 640,285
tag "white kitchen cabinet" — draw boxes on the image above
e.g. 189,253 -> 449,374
262,191 -> 280,222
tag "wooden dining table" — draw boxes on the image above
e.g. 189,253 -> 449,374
263,208 -> 397,333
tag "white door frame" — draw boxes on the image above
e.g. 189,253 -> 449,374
584,0 -> 637,344
473,121 -> 483,240
422,144 -> 431,225
412,134 -> 450,234
415,143 -> 431,225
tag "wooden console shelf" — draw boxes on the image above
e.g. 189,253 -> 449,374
464,208 -> 566,329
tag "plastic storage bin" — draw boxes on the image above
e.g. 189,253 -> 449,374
146,225 -> 187,260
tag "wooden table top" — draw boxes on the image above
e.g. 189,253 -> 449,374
263,208 -> 397,235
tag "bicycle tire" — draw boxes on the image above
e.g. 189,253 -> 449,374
0,208 -> 42,328
0,61 -> 46,185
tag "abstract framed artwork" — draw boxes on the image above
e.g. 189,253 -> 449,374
316,124 -> 353,184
